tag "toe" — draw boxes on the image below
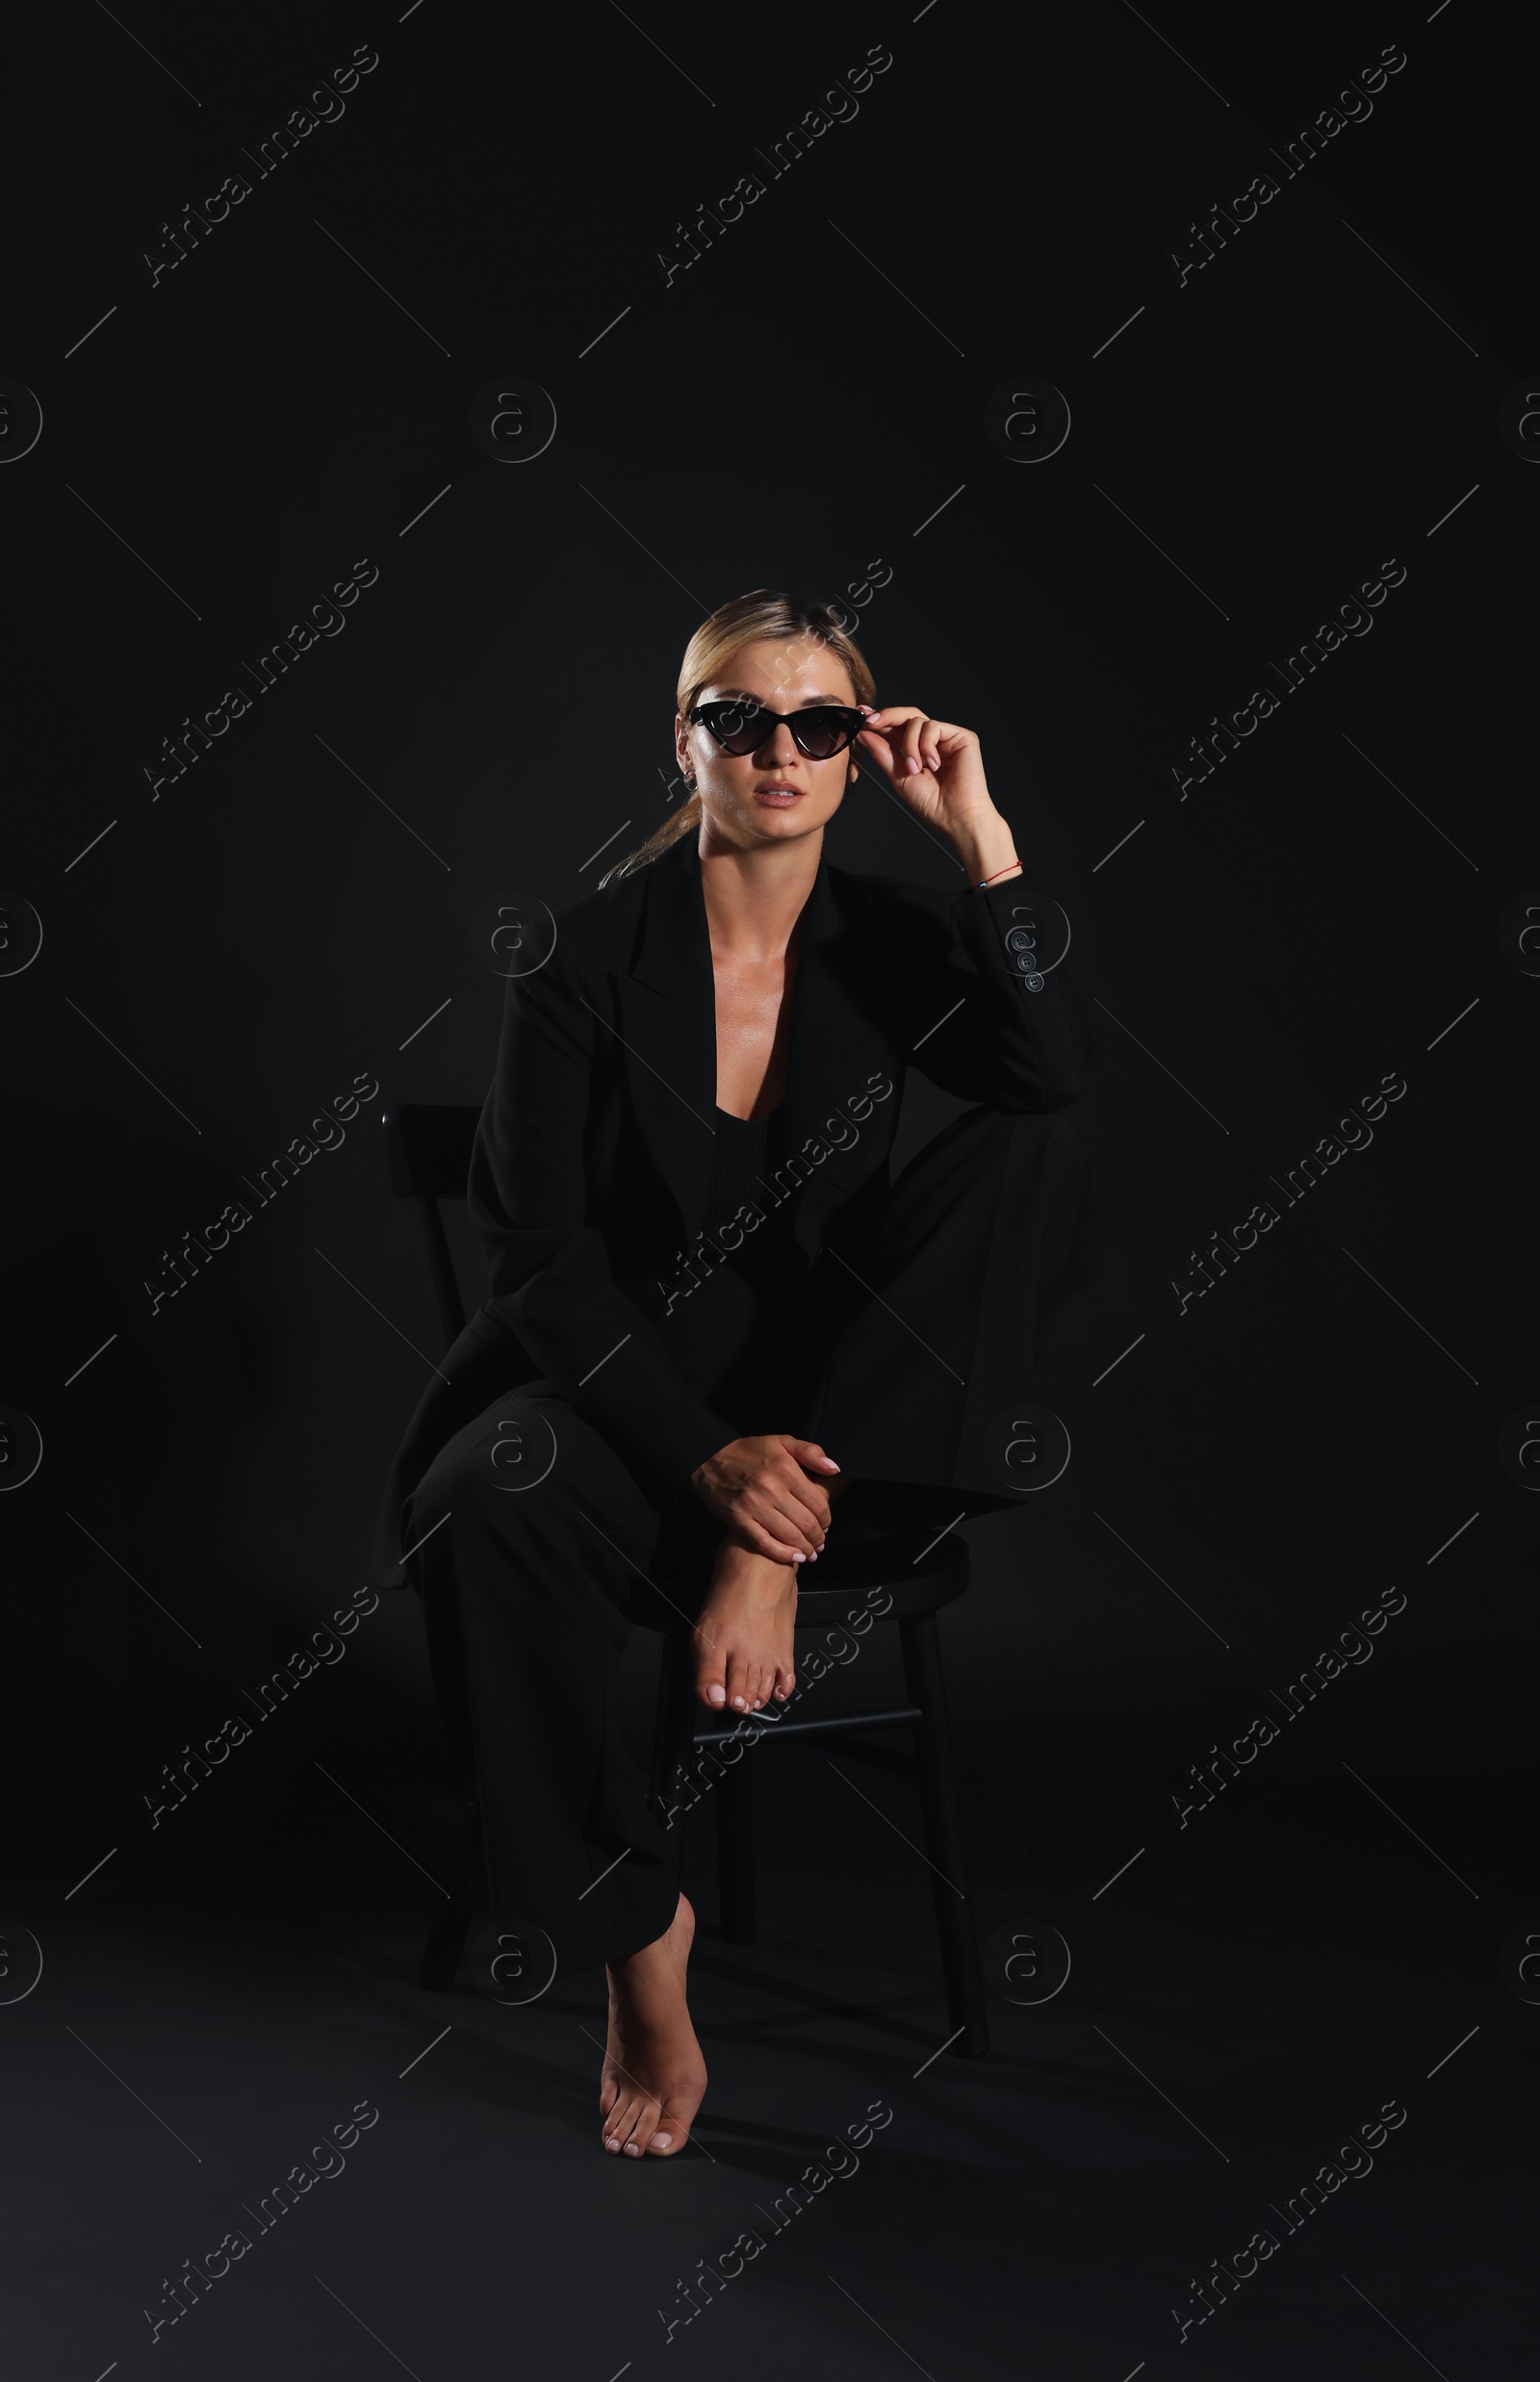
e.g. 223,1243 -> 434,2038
725,1650 -> 753,1713
647,2066 -> 706,2157
603,2091 -> 641,2154
622,2101 -> 660,2158
693,1626 -> 728,1711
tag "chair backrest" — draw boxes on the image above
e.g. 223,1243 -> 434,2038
381,1103 -> 483,1352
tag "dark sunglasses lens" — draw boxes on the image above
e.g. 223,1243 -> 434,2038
703,703 -> 768,755
791,708 -> 853,758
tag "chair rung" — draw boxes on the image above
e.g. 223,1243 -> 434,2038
694,1703 -> 922,1748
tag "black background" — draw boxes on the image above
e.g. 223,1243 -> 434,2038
3,2 -> 1536,2375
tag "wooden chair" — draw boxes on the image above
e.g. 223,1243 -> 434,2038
383,1103 -> 990,2057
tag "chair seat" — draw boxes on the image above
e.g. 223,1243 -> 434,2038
633,1530 -> 968,1632
790,1530 -> 968,1622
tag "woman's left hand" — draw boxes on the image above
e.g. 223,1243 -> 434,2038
855,706 -> 1019,882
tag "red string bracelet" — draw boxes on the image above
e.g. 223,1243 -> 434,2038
977,861 -> 1023,888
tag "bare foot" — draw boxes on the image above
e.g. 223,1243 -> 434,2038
691,1538 -> 798,1713
601,1892 -> 707,2158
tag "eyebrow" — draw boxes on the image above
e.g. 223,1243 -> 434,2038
711,687 -> 850,708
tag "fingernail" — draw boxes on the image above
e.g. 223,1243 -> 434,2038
707,1684 -> 726,1705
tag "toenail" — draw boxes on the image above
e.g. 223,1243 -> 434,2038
732,1694 -> 745,1708
707,1685 -> 726,1704
625,2142 -> 641,2157
654,2134 -> 672,2149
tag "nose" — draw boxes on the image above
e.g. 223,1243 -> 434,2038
758,721 -> 803,766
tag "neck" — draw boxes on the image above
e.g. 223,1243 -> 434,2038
696,826 -> 821,960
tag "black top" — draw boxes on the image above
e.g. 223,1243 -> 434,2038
663,1100 -> 809,1426
709,1102 -> 775,1228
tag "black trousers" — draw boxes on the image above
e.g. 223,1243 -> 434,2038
399,1105 -> 1092,1973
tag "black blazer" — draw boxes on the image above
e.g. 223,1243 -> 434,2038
367,833 -> 1089,1590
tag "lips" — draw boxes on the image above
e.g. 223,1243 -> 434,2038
754,783 -> 804,804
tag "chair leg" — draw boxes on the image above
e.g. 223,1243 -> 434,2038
418,1802 -> 483,1990
717,1758 -> 757,1944
899,1612 -> 990,2059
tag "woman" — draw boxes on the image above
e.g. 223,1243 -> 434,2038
369,589 -> 1093,2162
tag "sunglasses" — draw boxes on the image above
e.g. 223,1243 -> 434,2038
685,700 -> 869,760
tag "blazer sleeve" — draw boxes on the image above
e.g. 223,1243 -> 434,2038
903,864 -> 1090,1111
467,940 -> 740,1488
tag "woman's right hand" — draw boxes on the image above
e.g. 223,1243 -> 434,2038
689,1435 -> 839,1564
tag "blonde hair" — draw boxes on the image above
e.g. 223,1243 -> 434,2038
600,588 -> 876,884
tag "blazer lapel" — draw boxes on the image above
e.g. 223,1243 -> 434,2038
609,836 -> 719,1240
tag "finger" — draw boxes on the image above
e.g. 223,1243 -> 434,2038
786,1492 -> 829,1547
739,1514 -> 809,1564
856,723 -> 915,783
855,726 -> 899,777
776,1464 -> 831,1536
788,1441 -> 841,1474
753,1516 -> 814,1561
753,1488 -> 821,1559
770,1502 -> 822,1558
